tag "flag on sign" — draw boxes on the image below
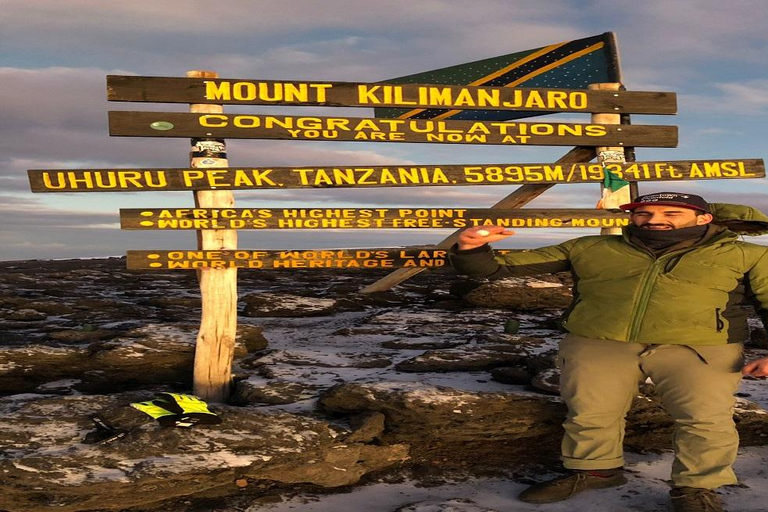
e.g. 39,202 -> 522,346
375,32 -> 620,122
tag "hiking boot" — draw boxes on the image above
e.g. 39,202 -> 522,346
669,487 -> 724,512
518,469 -> 627,504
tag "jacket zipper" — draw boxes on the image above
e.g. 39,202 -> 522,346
624,230 -> 733,342
626,258 -> 662,342
626,248 -> 694,342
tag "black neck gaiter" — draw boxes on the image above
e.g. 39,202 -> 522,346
628,224 -> 709,251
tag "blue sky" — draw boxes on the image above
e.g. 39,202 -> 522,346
2,0 -> 767,261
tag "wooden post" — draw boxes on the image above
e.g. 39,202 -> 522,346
360,146 -> 596,293
590,83 -> 630,235
188,70 -> 238,402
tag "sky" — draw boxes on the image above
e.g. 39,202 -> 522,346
2,0 -> 768,261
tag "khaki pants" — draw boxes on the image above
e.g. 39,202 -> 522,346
558,334 -> 744,489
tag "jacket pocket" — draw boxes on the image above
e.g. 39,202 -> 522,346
715,308 -> 725,333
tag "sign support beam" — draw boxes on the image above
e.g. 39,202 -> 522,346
591,83 -> 631,235
188,70 -> 238,403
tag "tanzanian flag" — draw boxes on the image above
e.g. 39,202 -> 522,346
375,32 -> 621,122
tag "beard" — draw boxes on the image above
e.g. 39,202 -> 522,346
628,224 -> 709,250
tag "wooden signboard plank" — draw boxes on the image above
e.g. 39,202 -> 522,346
127,247 -> 481,270
28,159 -> 765,192
119,208 -> 630,230
108,111 -> 678,148
107,76 -> 677,115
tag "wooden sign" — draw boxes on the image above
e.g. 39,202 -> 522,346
28,159 -> 765,192
120,208 -> 630,230
128,248 -> 466,270
107,76 -> 677,115
108,111 -> 678,148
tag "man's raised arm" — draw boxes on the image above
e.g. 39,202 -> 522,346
450,225 -> 573,279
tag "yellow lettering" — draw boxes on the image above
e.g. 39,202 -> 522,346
585,125 -> 607,136
476,89 -> 499,107
704,162 -> 722,178
548,91 -> 568,109
233,82 -> 256,100
572,91 -> 587,109
689,164 -> 703,178
284,83 -> 309,102
357,168 -> 377,184
428,87 -> 452,106
720,161 -> 739,177
204,81 -> 230,101
199,114 -> 228,127
526,90 -> 546,108
467,122 -> 491,134
393,86 -> 416,105
42,172 -> 67,190
258,82 -> 282,101
501,90 -> 523,108
65,171 -> 93,189
310,84 -> 332,102
354,119 -> 380,131
358,85 -> 381,104
453,89 -> 476,106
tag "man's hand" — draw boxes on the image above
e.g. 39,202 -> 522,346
742,356 -> 768,378
457,225 -> 515,250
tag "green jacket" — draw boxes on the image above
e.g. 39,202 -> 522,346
450,204 -> 768,345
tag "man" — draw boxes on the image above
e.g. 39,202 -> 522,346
450,192 -> 768,512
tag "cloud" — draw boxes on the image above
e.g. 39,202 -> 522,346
597,0 -> 768,67
682,80 -> 768,116
1,1 -> 581,78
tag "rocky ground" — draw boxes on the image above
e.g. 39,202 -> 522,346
1,257 -> 768,512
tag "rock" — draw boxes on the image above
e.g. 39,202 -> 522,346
319,382 -> 768,469
490,366 -> 531,385
346,411 -> 386,443
138,297 -> 201,308
395,346 -> 527,372
0,324 -> 249,394
381,339 -> 467,350
395,498 -> 498,512
320,382 -> 563,440
350,353 -> 393,368
237,324 -> 269,352
0,392 -> 409,512
530,368 -> 561,395
233,378 -> 319,405
256,350 -> 392,369
526,349 -> 559,376
22,301 -> 76,315
241,293 -> 339,317
34,378 -> 82,394
463,277 -> 573,310
750,328 -> 768,349
49,329 -> 116,344
5,308 -> 48,321
319,382 -> 565,468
